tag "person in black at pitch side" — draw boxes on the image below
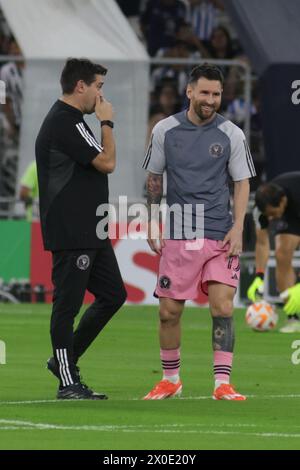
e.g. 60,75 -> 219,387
248,172 -> 300,333
35,58 -> 127,400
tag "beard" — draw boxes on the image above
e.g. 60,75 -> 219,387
194,102 -> 217,121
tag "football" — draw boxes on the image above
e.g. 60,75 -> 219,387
245,301 -> 278,332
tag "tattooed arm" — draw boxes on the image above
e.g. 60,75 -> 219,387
146,172 -> 164,254
146,172 -> 163,210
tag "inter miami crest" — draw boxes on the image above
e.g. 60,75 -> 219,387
209,143 -> 224,158
159,276 -> 171,289
76,254 -> 90,271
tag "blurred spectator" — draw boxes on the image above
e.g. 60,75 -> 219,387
175,21 -> 210,57
224,96 -> 256,128
19,160 -> 39,221
205,26 -> 242,106
0,37 -> 24,141
147,82 -> 181,143
153,82 -> 181,115
152,40 -> 199,97
224,84 -> 265,188
140,0 -> 186,56
206,26 -> 236,62
183,0 -> 223,43
248,85 -> 265,188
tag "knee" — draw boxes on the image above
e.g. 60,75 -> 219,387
159,306 -> 180,325
210,299 -> 233,318
95,287 -> 127,314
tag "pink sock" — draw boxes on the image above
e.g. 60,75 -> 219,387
214,351 -> 233,383
160,348 -> 180,379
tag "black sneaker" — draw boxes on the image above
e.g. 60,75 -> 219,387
47,357 -> 80,382
57,383 -> 108,400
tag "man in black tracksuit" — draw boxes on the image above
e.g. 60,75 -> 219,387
247,172 -> 300,333
35,58 -> 127,399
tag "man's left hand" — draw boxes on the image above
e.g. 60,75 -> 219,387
283,283 -> 300,315
222,225 -> 243,257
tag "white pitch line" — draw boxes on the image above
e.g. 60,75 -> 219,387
180,394 -> 300,400
0,420 -> 260,429
0,399 -> 77,405
124,430 -> 300,438
0,394 -> 300,406
0,420 -> 300,438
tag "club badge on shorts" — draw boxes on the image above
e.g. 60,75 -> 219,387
159,276 -> 171,289
209,143 -> 224,158
76,254 -> 90,271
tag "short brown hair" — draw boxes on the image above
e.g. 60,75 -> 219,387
60,58 -> 107,94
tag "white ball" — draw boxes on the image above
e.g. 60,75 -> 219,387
245,301 -> 278,332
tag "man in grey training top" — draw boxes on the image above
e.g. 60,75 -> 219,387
143,64 -> 256,401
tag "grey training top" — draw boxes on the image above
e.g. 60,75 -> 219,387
143,110 -> 256,240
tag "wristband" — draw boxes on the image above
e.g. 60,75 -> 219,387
101,120 -> 114,128
256,272 -> 264,280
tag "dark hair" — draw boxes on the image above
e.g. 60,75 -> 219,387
255,183 -> 286,212
188,63 -> 224,87
210,26 -> 235,59
60,58 -> 107,94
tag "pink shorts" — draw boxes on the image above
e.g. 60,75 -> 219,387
155,239 -> 240,300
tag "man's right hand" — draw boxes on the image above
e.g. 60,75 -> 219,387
95,96 -> 114,122
147,220 -> 165,255
247,276 -> 264,302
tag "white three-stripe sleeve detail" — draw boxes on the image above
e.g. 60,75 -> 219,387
78,123 -> 102,152
81,124 -> 103,152
76,123 -> 93,147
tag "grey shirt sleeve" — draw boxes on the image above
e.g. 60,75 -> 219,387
228,127 -> 256,181
142,122 -> 166,175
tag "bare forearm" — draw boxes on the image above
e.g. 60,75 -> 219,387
101,126 -> 116,167
91,126 -> 116,174
146,172 -> 164,254
146,172 -> 163,220
233,179 -> 250,229
93,96 -> 115,173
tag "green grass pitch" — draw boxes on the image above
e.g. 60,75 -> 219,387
0,303 -> 300,450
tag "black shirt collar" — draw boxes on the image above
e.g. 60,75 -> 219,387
57,99 -> 83,117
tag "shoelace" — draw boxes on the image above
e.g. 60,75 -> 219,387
78,379 -> 92,392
